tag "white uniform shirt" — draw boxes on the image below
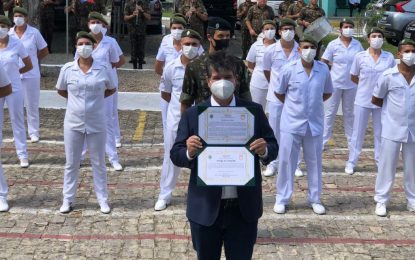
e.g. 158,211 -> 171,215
349,0 -> 360,4
0,66 -> 11,87
9,25 -> 47,79
160,56 -> 186,131
0,36 -> 29,92
275,60 -> 333,136
373,65 -> 415,143
263,40 -> 300,104
350,49 -> 396,109
321,37 -> 363,89
156,34 -> 204,63
56,61 -> 115,134
246,40 -> 269,89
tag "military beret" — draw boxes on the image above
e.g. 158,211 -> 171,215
398,38 -> 415,48
300,35 -> 318,47
181,29 -> 202,41
172,13 -> 186,20
88,11 -> 108,25
170,16 -> 187,26
207,17 -> 231,31
367,27 -> 384,37
262,20 -> 276,29
340,18 -> 354,28
0,15 -> 11,26
76,31 -> 97,44
13,7 -> 28,16
279,18 -> 296,28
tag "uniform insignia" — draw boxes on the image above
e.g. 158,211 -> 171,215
215,23 -> 219,29
187,31 -> 190,35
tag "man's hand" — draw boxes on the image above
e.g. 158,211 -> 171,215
249,29 -> 257,36
186,135 -> 203,158
303,21 -> 310,27
250,138 -> 267,156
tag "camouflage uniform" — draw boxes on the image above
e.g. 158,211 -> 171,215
4,0 -> 22,20
278,0 -> 293,17
124,0 -> 149,67
298,4 -> 325,26
73,0 -> 106,31
180,52 -> 252,106
237,0 -> 255,60
39,0 -> 57,52
287,1 -> 305,17
180,0 -> 207,39
246,4 -> 275,42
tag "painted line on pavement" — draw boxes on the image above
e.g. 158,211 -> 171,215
133,111 -> 147,141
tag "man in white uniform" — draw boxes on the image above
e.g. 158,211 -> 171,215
274,36 -> 333,215
372,39 -> 415,217
321,18 -> 363,151
155,29 -> 202,211
9,7 -> 49,143
346,28 -> 396,174
262,18 -> 301,177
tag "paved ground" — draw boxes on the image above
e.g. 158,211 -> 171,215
0,107 -> 414,259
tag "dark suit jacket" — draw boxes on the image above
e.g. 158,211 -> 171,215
170,97 -> 278,226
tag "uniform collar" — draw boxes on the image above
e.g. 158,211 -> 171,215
334,37 -> 359,47
364,48 -> 388,59
173,55 -> 186,68
276,40 -> 299,57
9,24 -> 33,37
295,59 -> 320,74
210,95 -> 236,107
72,59 -> 100,73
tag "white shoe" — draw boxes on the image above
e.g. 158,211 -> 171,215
0,197 -> 9,212
59,201 -> 73,213
20,158 -> 29,168
375,202 -> 387,217
273,203 -> 286,214
311,203 -> 326,215
263,165 -> 276,177
295,168 -> 304,177
154,199 -> 169,211
345,165 -> 354,175
30,135 -> 39,143
99,202 -> 111,214
112,161 -> 123,171
407,203 -> 415,212
115,142 -> 122,148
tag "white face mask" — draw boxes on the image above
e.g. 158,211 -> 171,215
263,29 -> 276,40
182,45 -> 199,59
210,79 -> 235,100
342,28 -> 354,38
370,37 -> 383,49
0,28 -> 8,39
171,29 -> 183,41
13,17 -> 25,27
101,27 -> 107,35
76,45 -> 93,58
301,48 -> 316,63
281,29 -> 295,42
89,23 -> 103,35
402,52 -> 415,66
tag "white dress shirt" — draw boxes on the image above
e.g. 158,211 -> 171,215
246,39 -> 268,89
0,66 -> 11,87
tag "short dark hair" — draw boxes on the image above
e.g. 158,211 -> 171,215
206,51 -> 238,78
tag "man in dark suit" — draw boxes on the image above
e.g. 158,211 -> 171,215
170,51 -> 278,260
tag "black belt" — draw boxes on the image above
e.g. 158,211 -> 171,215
221,199 -> 239,209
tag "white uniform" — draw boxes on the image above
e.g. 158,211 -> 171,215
0,67 -> 11,199
373,66 -> 415,205
246,39 -> 269,109
76,36 -> 121,165
56,60 -> 115,205
158,56 -> 186,201
9,25 -> 47,140
0,36 -> 29,160
262,40 -> 300,172
321,37 -> 363,150
275,60 -> 333,205
347,50 -> 396,168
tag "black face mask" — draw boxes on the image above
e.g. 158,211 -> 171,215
212,38 -> 230,51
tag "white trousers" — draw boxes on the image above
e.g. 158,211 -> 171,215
0,90 -> 28,159
276,129 -> 323,205
0,105 -> 8,198
112,91 -> 121,143
158,127 -> 180,201
22,78 -> 40,138
347,105 -> 382,167
250,86 -> 267,110
323,88 -> 356,150
375,137 -> 415,205
63,129 -> 108,204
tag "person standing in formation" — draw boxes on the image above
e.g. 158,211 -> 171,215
180,0 -> 208,39
155,29 -> 202,211
237,0 -> 256,60
39,0 -> 58,53
245,0 -> 275,43
278,0 -> 293,18
372,39 -> 415,217
345,28 -> 396,175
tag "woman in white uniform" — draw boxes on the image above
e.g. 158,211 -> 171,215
9,7 -> 49,143
0,65 -> 13,212
56,31 -> 116,214
246,20 -> 277,109
0,15 -> 32,168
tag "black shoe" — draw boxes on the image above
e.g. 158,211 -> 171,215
142,60 -> 146,64
133,60 -> 138,69
138,63 -> 143,70
129,59 -> 133,63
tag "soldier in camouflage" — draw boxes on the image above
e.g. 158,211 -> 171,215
180,0 -> 208,39
237,0 -> 256,60
298,0 -> 325,29
245,0 -> 275,43
286,0 -> 305,20
278,0 -> 293,18
73,0 -> 106,31
39,0 -> 58,53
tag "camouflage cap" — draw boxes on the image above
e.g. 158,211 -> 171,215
207,17 -> 231,31
398,38 -> 415,48
88,11 -> 108,25
170,16 -> 187,26
262,20 -> 276,29
299,35 -> 318,47
279,18 -> 296,28
13,6 -> 28,16
367,27 -> 384,37
340,18 -> 354,28
0,15 -> 12,26
76,31 -> 97,44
